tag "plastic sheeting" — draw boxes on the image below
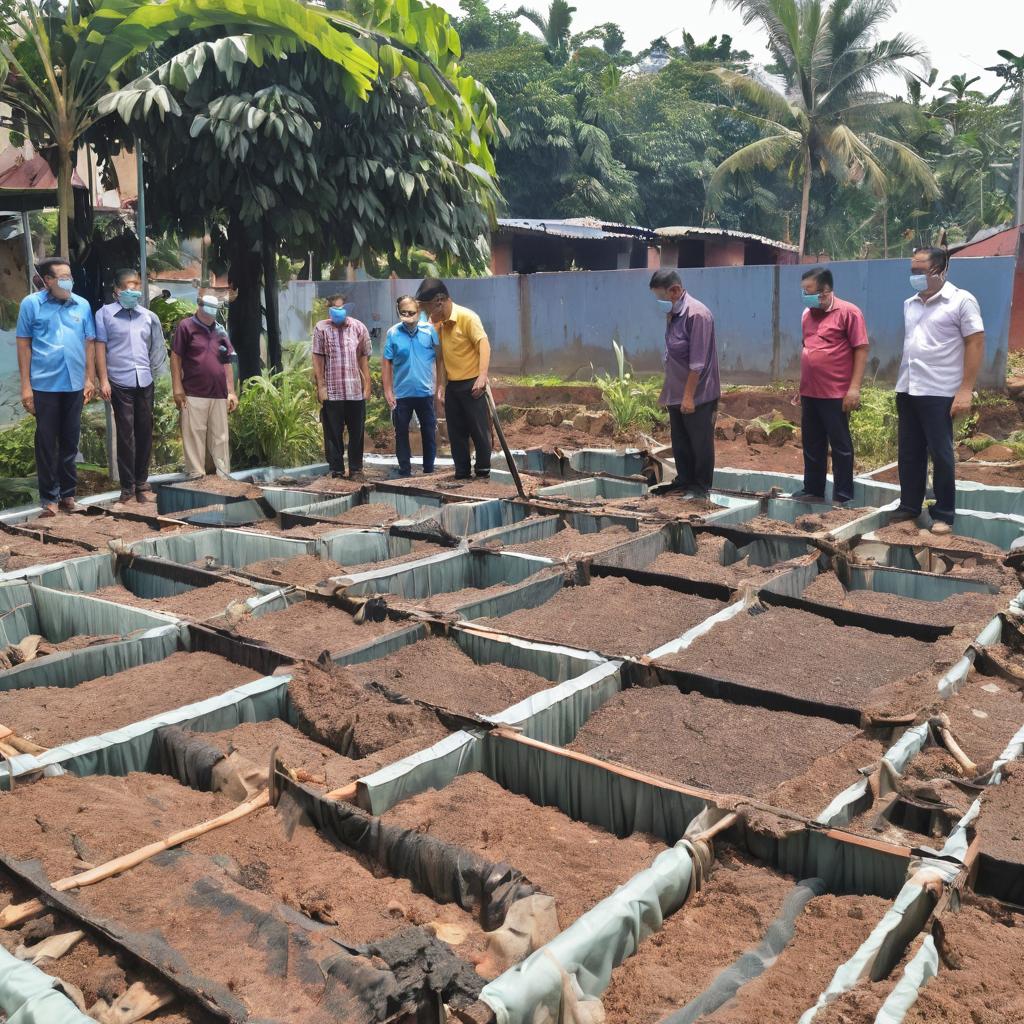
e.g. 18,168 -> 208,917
874,935 -> 939,1024
129,526 -> 313,568
0,546 -> 113,586
315,529 -> 418,565
568,449 -> 645,479
537,477 -> 648,501
480,839 -> 698,1024
452,571 -> 565,622
0,945 -> 95,1024
863,507 -> 1024,551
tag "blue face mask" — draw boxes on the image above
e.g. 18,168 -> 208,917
200,303 -> 220,318
802,292 -> 822,310
329,306 -> 348,324
909,273 -> 929,292
655,298 -> 674,313
118,289 -> 142,310
57,277 -> 74,292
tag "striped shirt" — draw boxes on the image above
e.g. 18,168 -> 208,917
312,317 -> 371,401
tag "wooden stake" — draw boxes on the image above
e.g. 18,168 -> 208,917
0,790 -> 270,929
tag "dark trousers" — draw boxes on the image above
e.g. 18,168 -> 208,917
110,381 -> 154,494
896,392 -> 956,524
668,399 -> 717,494
445,379 -> 491,478
33,389 -> 84,505
393,396 -> 437,476
801,396 -> 855,502
321,399 -> 365,475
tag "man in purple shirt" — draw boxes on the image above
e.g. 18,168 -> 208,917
171,295 -> 237,478
95,269 -> 168,506
649,269 -> 721,497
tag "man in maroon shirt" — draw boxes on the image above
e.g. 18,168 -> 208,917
171,295 -> 238,478
794,268 -> 869,504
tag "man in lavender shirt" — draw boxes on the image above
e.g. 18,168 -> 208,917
649,269 -> 721,496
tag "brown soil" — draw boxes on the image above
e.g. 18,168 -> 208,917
170,475 -> 263,499
701,893 -> 890,1024
567,686 -> 861,806
270,474 -> 364,495
236,518 -> 356,538
641,535 -> 793,589
872,462 -> 1024,487
921,668 -> 1024,772
978,764 -> 1024,866
903,896 -> 1024,1024
870,520 -> 1013,558
0,652 -> 260,747
423,473 -> 547,499
600,849 -> 796,1024
0,536 -> 94,571
901,746 -> 968,782
331,501 -> 409,527
658,605 -> 954,712
800,571 -> 1007,628
339,636 -> 555,717
241,554 -> 354,588
603,494 -> 717,518
286,661 -> 450,759
710,433 -> 807,474
492,524 -> 638,560
383,772 -> 663,928
739,506 -> 870,537
17,513 -> 189,547
89,580 -> 261,620
481,577 -> 726,657
410,579 -> 537,615
228,599 -> 401,660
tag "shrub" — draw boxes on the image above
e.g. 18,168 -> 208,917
230,365 -> 322,469
849,387 -> 898,467
0,417 -> 36,478
593,341 -> 666,432
150,296 -> 196,344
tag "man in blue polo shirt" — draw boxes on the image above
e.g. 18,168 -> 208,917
16,257 -> 97,517
382,295 -> 439,476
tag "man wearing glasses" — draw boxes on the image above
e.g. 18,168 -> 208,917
382,295 -> 440,477
414,277 -> 491,479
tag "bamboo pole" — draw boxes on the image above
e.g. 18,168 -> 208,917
0,790 -> 270,929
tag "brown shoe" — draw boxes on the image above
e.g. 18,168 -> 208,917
930,521 -> 953,536
135,490 -> 156,504
38,504 -> 58,518
58,498 -> 83,513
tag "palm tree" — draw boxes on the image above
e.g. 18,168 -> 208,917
708,0 -> 938,255
515,1 -> 576,63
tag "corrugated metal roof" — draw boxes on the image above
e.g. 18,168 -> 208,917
950,224 -> 1022,259
655,224 -> 798,252
495,218 -> 654,241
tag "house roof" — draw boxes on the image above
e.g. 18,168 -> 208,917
0,150 -> 87,211
655,224 -> 798,252
495,217 -> 656,242
950,224 -> 1023,258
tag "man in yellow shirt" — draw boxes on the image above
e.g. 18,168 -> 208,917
415,277 -> 492,478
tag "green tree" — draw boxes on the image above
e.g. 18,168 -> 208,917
708,0 -> 938,255
0,0 -> 382,259
515,1 -> 577,64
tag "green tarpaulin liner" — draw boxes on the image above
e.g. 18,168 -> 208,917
155,480 -> 262,515
315,529 -> 420,565
481,839 -> 698,1024
259,485 -> 357,513
438,496 -> 531,536
471,513 -> 635,552
452,571 -> 565,622
0,673 -> 290,789
538,477 -> 648,501
0,547 -> 111,586
0,946 -> 95,1024
129,526 -> 313,567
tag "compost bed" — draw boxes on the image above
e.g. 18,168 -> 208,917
89,580 -> 262,619
497,524 -> 639,560
639,535 -> 793,589
737,505 -> 870,536
869,520 -> 1010,557
421,473 -> 546,499
565,685 -> 873,813
334,636 -> 556,717
14,512 -> 189,547
978,765 -> 1024,869
603,494 -> 716,518
225,599 -> 402,660
0,536 -> 93,571
599,848 -> 796,1024
382,772 -> 663,928
658,605 -> 957,713
0,651 -> 259,748
242,545 -> 436,588
479,577 -> 726,657
169,475 -> 263,499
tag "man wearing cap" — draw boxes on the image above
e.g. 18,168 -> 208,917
15,256 -> 97,517
170,294 -> 237,478
94,268 -> 168,506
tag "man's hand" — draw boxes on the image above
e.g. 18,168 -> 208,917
385,390 -> 397,411
99,379 -> 112,403
227,391 -> 239,414
790,391 -> 801,408
83,381 -> 96,403
21,389 -> 34,416
842,388 -> 861,413
173,388 -> 187,410
471,372 -> 488,399
950,388 -> 973,418
363,380 -> 372,401
680,395 -> 696,415
437,384 -> 445,403
316,382 -> 327,404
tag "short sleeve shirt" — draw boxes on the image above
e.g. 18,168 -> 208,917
799,296 -> 869,399
96,302 -> 165,388
659,292 -> 721,407
897,282 -> 985,397
383,321 -> 439,399
312,317 -> 371,401
172,314 -> 235,399
15,289 -> 96,393
436,303 -> 487,382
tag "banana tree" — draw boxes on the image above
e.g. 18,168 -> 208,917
0,0 -> 382,258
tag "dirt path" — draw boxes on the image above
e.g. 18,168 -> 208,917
382,772 -> 663,928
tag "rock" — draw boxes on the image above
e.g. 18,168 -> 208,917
591,411 -> 614,435
970,433 -> 996,447
973,443 -> 1017,462
956,444 -> 975,462
767,424 -> 795,447
1007,376 -> 1024,399
572,412 -> 590,432
525,407 -> 550,427
745,423 -> 769,445
715,414 -> 740,441
560,419 -> 575,429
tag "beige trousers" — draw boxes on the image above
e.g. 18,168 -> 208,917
181,396 -> 230,478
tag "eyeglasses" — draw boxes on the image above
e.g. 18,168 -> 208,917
398,309 -> 419,318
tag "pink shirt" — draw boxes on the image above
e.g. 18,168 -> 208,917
800,297 -> 869,399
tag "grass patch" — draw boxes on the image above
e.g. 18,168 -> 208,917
849,387 -> 898,467
593,341 -> 666,432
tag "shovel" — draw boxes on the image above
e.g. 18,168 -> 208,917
484,383 -> 526,499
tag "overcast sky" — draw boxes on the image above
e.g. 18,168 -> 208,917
435,0 -> 1012,93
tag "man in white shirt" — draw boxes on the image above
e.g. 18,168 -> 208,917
894,247 -> 985,535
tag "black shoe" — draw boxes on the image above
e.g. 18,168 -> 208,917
331,471 -> 345,479
475,471 -> 490,479
831,497 -> 852,506
453,474 -> 472,480
790,489 -> 825,502
890,508 -> 920,522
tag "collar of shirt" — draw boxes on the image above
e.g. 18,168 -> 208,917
911,280 -> 955,306
669,292 -> 687,317
41,289 -> 71,306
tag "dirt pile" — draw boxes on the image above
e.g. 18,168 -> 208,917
0,536 -> 93,571
241,554 -> 352,588
641,534 -> 793,588
90,580 -> 260,620
170,475 -> 263,499
978,764 -> 1024,867
502,524 -> 638,560
20,513 -> 187,547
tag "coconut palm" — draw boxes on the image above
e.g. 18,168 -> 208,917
515,1 -> 576,63
708,0 -> 939,255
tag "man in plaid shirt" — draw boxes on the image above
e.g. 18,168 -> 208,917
312,294 -> 372,478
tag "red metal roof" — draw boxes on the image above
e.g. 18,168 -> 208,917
0,151 -> 87,193
952,224 -> 1023,258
